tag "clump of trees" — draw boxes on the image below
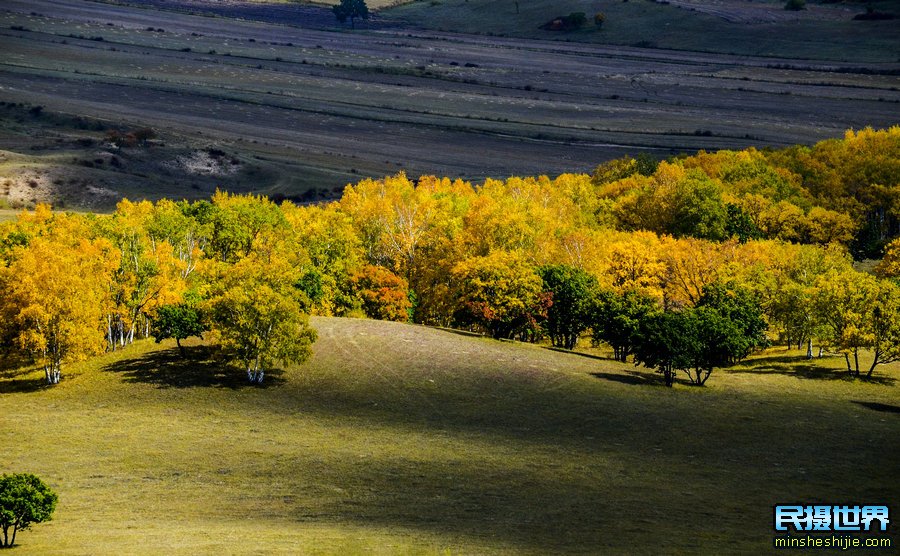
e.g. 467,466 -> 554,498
0,193 -> 318,385
1,128 -> 899,386
0,474 -> 57,548
631,282 -> 768,386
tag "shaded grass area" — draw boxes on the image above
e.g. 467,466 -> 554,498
103,344 -> 287,389
0,317 -> 898,553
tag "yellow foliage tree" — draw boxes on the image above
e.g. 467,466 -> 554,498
876,238 -> 900,279
0,212 -> 118,384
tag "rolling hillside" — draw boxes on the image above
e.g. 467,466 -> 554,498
1,316 -> 897,553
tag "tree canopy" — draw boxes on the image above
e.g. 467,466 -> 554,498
0,474 -> 57,548
1,128 -> 899,386
332,0 -> 369,28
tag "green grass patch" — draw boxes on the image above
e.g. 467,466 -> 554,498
1,317 -> 897,553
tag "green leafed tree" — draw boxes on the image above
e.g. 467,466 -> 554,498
209,249 -> 317,384
592,288 -> 660,363
867,280 -> 900,377
631,310 -> 687,387
813,269 -> 878,376
333,0 -> 369,29
151,299 -> 208,358
0,474 -> 57,548
632,284 -> 766,387
539,264 -> 598,350
696,281 -> 769,362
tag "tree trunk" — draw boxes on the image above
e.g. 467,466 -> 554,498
247,357 -> 264,384
806,339 -> 812,359
9,523 -> 16,547
176,338 -> 185,358
867,355 -> 879,378
107,316 -> 114,351
844,352 -> 852,373
853,348 -> 860,376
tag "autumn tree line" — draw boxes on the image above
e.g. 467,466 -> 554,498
1,127 -> 899,386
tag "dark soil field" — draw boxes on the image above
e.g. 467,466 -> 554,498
0,0 -> 898,208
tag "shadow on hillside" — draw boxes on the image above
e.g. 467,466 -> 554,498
726,363 -> 896,385
103,346 -> 285,389
852,401 -> 900,414
0,354 -> 49,393
590,369 -> 666,386
0,373 -> 48,394
739,354 -> 816,366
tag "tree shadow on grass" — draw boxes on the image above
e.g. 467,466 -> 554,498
726,363 -> 896,385
0,353 -> 49,393
852,401 -> 900,414
103,346 -> 285,389
738,354 -> 816,366
590,369 -> 667,387
0,372 -> 48,394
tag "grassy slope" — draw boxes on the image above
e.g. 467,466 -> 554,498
1,316 -> 897,554
388,0 -> 900,62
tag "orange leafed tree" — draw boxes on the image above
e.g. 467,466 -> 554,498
351,264 -> 412,322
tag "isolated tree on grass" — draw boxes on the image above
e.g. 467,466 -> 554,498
333,0 -> 369,29
0,474 -> 57,548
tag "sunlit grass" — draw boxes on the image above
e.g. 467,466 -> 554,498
1,317 -> 897,553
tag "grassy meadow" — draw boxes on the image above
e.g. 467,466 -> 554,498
1,316 -> 897,553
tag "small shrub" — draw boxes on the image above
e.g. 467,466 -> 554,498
594,12 -> 605,26
784,0 -> 805,10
